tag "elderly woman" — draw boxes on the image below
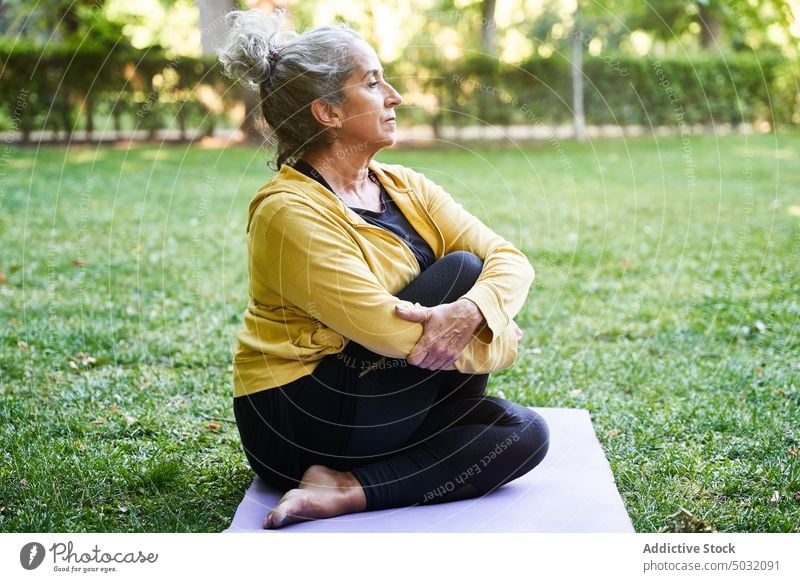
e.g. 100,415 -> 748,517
219,9 -> 549,529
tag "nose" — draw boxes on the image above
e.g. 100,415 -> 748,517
385,80 -> 403,107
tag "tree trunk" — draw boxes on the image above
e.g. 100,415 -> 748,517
178,102 -> 187,141
61,94 -> 73,142
571,2 -> 586,142
198,0 -> 277,141
146,78 -> 158,140
476,0 -> 498,124
112,100 -> 122,137
84,95 -> 94,141
699,4 -> 723,49
197,0 -> 236,55
481,0 -> 497,55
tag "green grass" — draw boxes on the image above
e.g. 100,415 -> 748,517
1,131 -> 799,532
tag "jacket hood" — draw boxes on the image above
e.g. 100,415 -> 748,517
246,160 -> 410,233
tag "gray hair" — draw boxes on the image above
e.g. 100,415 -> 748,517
218,9 -> 363,169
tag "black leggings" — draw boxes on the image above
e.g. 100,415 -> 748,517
233,251 -> 549,511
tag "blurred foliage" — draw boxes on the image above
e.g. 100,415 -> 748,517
383,49 -> 798,129
290,0 -> 799,62
0,0 -> 128,47
0,42 -> 234,139
0,0 -> 797,138
0,0 -> 203,57
577,0 -> 797,54
2,0 -> 797,58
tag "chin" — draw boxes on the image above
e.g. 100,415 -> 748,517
379,132 -> 397,147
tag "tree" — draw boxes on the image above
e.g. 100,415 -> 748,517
696,0 -> 722,48
0,0 -> 132,141
571,1 -> 585,141
197,0 -> 269,141
0,0 -> 125,46
621,0 -> 797,53
197,0 -> 237,54
480,0 -> 497,55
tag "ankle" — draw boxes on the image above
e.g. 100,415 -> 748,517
337,470 -> 367,511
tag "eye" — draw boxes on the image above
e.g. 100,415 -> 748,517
368,81 -> 379,88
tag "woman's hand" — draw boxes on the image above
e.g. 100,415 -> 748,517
511,320 -> 524,343
395,298 -> 485,370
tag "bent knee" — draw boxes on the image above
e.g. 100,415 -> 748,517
516,409 -> 549,468
444,250 -> 483,277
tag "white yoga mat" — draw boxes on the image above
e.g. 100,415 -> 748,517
224,407 -> 634,533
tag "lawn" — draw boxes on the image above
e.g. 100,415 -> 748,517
1,130 -> 798,532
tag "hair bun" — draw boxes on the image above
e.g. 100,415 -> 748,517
218,9 -> 291,90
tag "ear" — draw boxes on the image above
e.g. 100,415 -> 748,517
310,98 -> 342,129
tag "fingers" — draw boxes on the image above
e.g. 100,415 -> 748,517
408,345 -> 458,370
403,303 -> 470,370
510,321 -> 524,342
428,356 -> 458,371
395,304 -> 429,322
407,347 -> 430,368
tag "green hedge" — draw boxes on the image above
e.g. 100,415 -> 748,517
0,41 -> 235,139
385,51 -> 797,130
1,42 -> 796,140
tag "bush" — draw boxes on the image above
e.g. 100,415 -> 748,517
0,41 -> 237,141
388,51 -> 797,130
0,42 -> 795,140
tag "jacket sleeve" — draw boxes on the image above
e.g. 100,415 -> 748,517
408,169 -> 535,344
252,193 -> 529,374
252,202 -> 425,359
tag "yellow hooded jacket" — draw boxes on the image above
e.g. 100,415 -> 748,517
232,160 -> 535,397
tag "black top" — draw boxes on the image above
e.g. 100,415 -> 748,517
292,160 -> 436,271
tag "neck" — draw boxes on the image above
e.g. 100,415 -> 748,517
301,142 -> 377,194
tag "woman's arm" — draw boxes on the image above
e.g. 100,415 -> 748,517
407,168 -> 535,342
250,193 -> 528,374
394,297 -> 485,370
251,202 -> 426,359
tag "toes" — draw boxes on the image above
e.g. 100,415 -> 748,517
264,498 -> 290,529
264,490 -> 308,529
263,510 -> 283,529
263,508 -> 278,529
264,507 -> 306,529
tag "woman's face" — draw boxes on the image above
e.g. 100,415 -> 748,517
335,39 -> 403,151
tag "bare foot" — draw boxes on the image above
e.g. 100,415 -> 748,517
263,464 -> 367,529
